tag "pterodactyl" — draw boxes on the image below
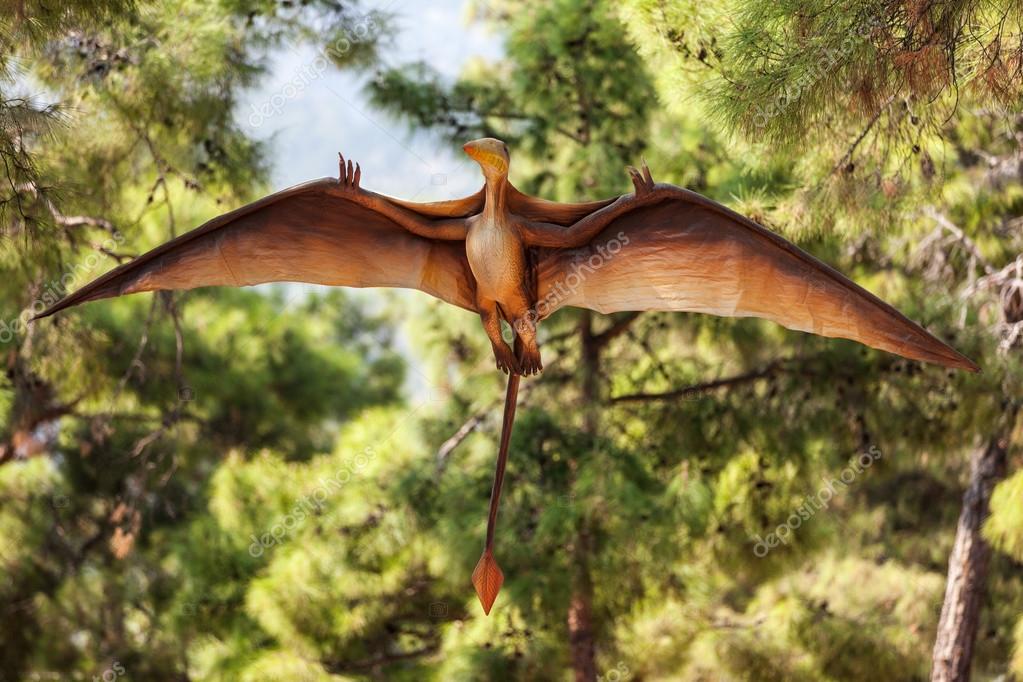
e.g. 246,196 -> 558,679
35,137 -> 978,614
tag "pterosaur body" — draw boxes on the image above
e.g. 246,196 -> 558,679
36,138 -> 978,614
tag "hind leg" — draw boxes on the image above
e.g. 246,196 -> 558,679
478,298 -> 519,375
504,293 -> 542,376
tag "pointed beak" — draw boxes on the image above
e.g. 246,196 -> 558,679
462,140 -> 507,174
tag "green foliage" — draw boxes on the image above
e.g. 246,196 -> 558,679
2,0 -> 1023,680
985,470 -> 1023,562
366,0 -> 1023,678
369,0 -> 655,198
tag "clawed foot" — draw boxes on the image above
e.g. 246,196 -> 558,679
337,152 -> 362,192
492,343 -> 520,376
517,344 -> 543,376
626,159 -> 655,196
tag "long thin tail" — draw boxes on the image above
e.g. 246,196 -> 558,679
472,371 -> 520,615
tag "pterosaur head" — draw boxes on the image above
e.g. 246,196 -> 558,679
463,137 -> 510,177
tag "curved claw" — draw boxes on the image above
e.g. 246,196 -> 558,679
492,342 -> 520,376
627,165 -> 643,192
627,161 -> 655,196
641,158 -> 654,187
338,153 -> 363,190
517,346 -> 543,376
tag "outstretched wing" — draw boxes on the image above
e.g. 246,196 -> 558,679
507,183 -> 616,225
35,179 -> 479,319
536,186 -> 978,371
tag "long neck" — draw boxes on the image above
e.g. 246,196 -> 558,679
482,173 -> 509,216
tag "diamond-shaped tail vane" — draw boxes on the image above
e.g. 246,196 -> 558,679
472,548 -> 504,615
472,372 -> 518,615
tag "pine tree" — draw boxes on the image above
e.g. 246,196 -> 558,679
374,0 -> 1023,679
4,1 -> 1023,680
0,1 -> 400,679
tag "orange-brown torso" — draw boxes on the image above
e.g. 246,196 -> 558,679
465,209 -> 526,303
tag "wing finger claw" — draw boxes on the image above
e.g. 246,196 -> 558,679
33,167 -> 483,321
626,166 -> 644,194
533,187 -> 978,372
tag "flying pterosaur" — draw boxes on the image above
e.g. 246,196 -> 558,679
35,137 -> 978,614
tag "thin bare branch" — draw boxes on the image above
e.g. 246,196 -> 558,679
610,359 -> 790,403
592,312 -> 643,349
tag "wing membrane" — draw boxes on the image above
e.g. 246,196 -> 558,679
36,179 -> 478,318
536,187 -> 977,371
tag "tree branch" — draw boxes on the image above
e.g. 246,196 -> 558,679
592,312 -> 642,349
610,359 -> 790,403
434,354 -> 562,473
823,95 -> 898,181
923,207 -> 995,275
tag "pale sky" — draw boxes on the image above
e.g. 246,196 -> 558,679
236,0 -> 504,394
239,0 -> 502,198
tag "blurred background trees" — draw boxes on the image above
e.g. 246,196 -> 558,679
1,0 -> 1022,680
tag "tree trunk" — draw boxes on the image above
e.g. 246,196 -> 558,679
568,527 -> 597,682
567,311 -> 599,682
930,431 -> 1011,682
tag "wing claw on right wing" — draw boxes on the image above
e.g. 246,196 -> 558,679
627,165 -> 654,196
536,185 -> 978,372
